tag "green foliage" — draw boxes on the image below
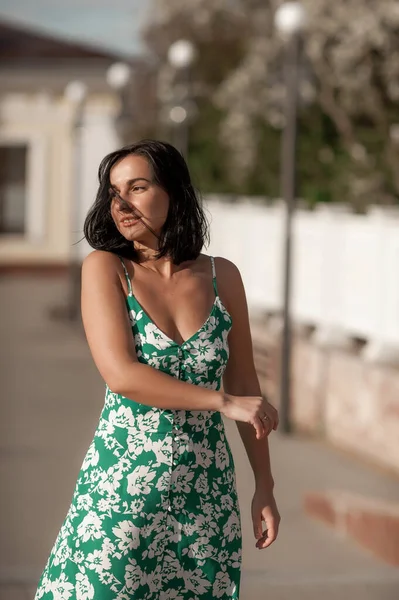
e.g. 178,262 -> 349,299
187,102 -> 354,203
187,102 -> 231,194
143,0 -> 399,206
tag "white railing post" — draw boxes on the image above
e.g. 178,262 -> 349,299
361,206 -> 399,365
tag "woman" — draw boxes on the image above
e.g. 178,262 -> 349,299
35,140 -> 280,600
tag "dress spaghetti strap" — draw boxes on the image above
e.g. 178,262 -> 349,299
210,256 -> 218,297
119,256 -> 133,296
121,256 -> 217,299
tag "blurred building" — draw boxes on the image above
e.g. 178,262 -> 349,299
0,20 -> 138,271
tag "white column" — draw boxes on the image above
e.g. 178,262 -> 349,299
26,134 -> 48,242
78,99 -> 121,260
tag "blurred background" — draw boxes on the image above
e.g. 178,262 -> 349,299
1,0 -> 399,599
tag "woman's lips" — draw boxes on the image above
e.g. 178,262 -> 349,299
121,217 -> 141,227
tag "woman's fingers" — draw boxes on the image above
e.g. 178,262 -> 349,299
252,417 -> 272,439
270,405 -> 279,430
247,397 -> 280,438
256,519 -> 277,549
252,417 -> 264,440
252,511 -> 263,541
261,401 -> 279,431
262,417 -> 273,435
254,417 -> 274,439
256,412 -> 274,438
252,508 -> 279,549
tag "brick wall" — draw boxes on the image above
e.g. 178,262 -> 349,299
251,318 -> 399,476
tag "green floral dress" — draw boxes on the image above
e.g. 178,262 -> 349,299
34,255 -> 242,600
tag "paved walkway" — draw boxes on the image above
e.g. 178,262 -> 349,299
1,276 -> 399,600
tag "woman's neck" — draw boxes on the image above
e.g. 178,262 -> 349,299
135,245 -> 176,278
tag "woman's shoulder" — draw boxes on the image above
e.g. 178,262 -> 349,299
208,254 -> 241,281
82,250 -> 123,279
200,253 -> 243,297
83,249 -> 121,265
205,255 -> 243,314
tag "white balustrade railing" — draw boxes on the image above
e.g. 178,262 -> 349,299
205,196 -> 399,361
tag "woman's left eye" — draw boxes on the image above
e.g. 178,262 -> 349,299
132,186 -> 145,192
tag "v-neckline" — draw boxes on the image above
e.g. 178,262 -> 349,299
128,294 -> 222,348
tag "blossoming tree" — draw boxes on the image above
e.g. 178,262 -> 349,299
145,0 -> 399,207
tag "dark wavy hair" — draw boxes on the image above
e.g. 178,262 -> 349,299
83,139 -> 209,265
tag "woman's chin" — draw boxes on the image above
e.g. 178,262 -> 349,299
120,230 -> 151,245
121,231 -> 138,242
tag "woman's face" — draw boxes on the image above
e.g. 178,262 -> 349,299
109,154 -> 169,244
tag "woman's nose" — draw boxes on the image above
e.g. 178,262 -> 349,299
117,197 -> 133,212
118,201 -> 131,212
118,201 -> 142,219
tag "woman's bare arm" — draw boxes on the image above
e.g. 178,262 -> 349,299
218,257 -> 277,489
81,250 -> 224,412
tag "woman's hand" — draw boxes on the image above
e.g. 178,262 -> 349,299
252,488 -> 281,549
257,399 -> 279,436
221,394 -> 279,439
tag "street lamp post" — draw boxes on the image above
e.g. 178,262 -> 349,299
167,39 -> 196,158
274,2 -> 307,433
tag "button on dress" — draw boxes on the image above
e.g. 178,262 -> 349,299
34,255 -> 242,600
